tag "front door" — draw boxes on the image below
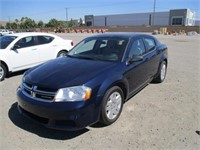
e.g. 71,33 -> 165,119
10,36 -> 39,71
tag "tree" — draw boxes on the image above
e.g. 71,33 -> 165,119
46,18 -> 59,27
58,21 -> 66,27
79,18 -> 83,27
15,19 -> 19,24
38,21 -> 44,28
6,22 -> 11,29
0,24 -> 5,29
19,17 -> 36,29
10,22 -> 18,29
68,19 -> 75,28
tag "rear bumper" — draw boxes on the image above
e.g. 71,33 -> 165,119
17,87 -> 99,131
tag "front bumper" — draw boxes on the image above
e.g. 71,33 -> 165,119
17,87 -> 99,131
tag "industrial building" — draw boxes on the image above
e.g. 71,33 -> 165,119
85,9 -> 196,27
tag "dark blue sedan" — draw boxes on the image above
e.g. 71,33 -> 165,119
17,33 -> 168,131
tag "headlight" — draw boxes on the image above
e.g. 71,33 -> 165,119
54,85 -> 92,102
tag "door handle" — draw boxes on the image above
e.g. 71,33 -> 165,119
32,48 -> 37,50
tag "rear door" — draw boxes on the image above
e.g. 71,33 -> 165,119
142,36 -> 160,79
36,35 -> 56,63
125,38 -> 149,94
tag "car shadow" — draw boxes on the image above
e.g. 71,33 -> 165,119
8,102 -> 89,140
195,130 -> 200,136
6,70 -> 27,79
90,122 -> 107,128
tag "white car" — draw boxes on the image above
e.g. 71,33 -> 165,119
0,29 -> 13,36
0,32 -> 73,81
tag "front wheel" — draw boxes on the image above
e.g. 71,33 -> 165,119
153,61 -> 167,83
57,51 -> 68,58
0,63 -> 7,81
100,86 -> 124,125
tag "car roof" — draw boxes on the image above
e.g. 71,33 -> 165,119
5,32 -> 57,37
89,33 -> 154,39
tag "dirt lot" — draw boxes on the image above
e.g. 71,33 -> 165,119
0,33 -> 199,150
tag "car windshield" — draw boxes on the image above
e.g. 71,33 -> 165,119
68,37 -> 129,62
0,35 -> 17,49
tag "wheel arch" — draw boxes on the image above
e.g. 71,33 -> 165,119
0,60 -> 9,73
163,58 -> 168,66
98,79 -> 129,104
56,49 -> 68,57
113,82 -> 128,102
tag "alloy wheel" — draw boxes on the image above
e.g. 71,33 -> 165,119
160,63 -> 166,81
106,91 -> 122,120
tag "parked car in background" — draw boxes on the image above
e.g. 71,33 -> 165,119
17,33 -> 168,131
0,29 -> 13,36
0,32 -> 73,81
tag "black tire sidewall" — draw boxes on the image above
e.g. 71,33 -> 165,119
100,86 -> 124,125
57,51 -> 68,57
0,64 -> 6,81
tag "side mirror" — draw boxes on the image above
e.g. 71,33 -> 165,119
12,44 -> 20,50
126,55 -> 143,65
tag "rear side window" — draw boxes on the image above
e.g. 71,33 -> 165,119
37,36 -> 54,45
144,38 -> 156,52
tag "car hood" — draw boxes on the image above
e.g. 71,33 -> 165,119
25,57 -> 116,89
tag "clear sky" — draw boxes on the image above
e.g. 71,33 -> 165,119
0,0 -> 199,22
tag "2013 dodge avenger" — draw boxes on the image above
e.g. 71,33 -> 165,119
17,33 -> 168,131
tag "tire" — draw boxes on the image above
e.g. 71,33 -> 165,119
153,61 -> 167,83
0,63 -> 7,81
57,51 -> 68,58
100,86 -> 124,125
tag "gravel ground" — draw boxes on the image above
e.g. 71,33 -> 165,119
0,33 -> 200,150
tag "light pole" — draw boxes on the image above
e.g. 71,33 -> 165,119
8,16 -> 11,23
152,0 -> 156,26
66,8 -> 68,27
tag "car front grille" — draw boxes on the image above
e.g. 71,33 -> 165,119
22,81 -> 57,102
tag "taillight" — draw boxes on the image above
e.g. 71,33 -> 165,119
71,41 -> 74,46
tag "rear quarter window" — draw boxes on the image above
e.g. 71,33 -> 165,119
37,36 -> 54,45
144,38 -> 156,52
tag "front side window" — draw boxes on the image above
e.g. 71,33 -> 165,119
129,39 -> 145,57
15,36 -> 35,48
68,37 -> 129,62
0,35 -> 17,49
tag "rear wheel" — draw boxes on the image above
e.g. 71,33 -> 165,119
100,86 -> 124,125
153,61 -> 167,83
57,51 -> 68,58
0,63 -> 7,81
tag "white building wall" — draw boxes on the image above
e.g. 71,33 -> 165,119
154,12 -> 169,25
106,13 -> 149,26
93,12 -> 169,26
94,16 -> 106,26
186,9 -> 195,26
